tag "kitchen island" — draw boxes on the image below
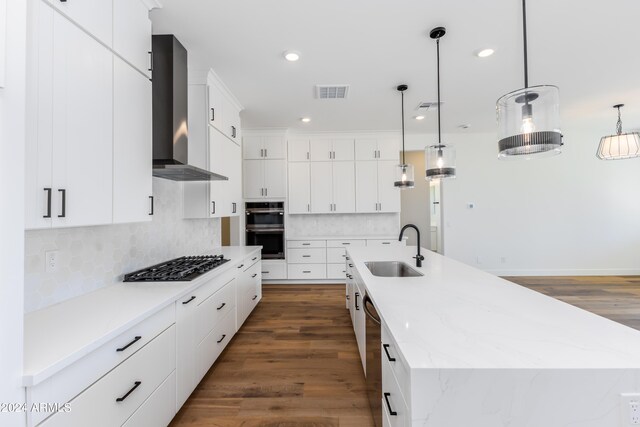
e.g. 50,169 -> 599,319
346,245 -> 640,426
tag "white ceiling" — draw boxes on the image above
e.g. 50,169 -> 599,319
150,0 -> 640,135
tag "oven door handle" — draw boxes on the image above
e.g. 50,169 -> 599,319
362,294 -> 380,325
245,228 -> 285,233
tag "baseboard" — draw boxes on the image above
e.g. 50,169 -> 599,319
488,268 -> 640,276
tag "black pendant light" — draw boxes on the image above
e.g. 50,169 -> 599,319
496,0 -> 562,158
425,27 -> 456,180
394,84 -> 415,189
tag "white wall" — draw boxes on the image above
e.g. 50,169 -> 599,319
25,178 -> 221,312
0,0 -> 26,423
405,130 -> 640,275
400,151 -> 430,246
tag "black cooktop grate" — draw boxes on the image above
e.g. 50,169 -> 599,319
123,255 -> 230,282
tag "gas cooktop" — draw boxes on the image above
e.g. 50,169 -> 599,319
123,255 -> 230,282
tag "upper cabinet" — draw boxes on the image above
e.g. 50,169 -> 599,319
310,138 -> 354,161
243,136 -> 286,160
355,138 -> 399,161
113,0 -> 152,78
206,71 -> 242,142
355,160 -> 400,213
45,0 -> 113,47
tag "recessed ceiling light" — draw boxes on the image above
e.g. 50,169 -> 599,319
415,115 -> 425,120
301,117 -> 311,123
476,48 -> 495,58
284,51 -> 300,62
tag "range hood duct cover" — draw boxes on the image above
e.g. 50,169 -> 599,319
151,35 -> 227,182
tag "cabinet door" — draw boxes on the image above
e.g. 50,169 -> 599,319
263,159 -> 286,198
288,163 -> 310,214
228,141 -> 242,216
113,0 -> 151,77
377,160 -> 401,213
221,95 -> 235,140
310,162 -> 332,213
175,297 -> 198,410
355,138 -> 378,160
288,139 -> 310,162
355,161 -> 378,213
354,284 -> 366,372
332,162 -> 355,213
207,83 -> 224,131
243,159 -> 264,199
332,139 -> 355,161
263,136 -> 286,159
208,126 -> 224,174
242,136 -> 263,160
309,138 -> 332,161
52,12 -> 113,227
377,139 -> 400,161
46,0 -> 112,47
113,57 -> 152,224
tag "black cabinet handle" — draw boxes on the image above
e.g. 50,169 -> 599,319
210,108 -> 215,121
116,381 -> 141,402
302,255 -> 311,258
57,189 -> 66,218
232,202 -> 236,213
182,296 -> 196,305
211,201 -> 216,214
355,292 -> 360,310
231,126 -> 236,138
216,334 -> 226,344
149,196 -> 154,216
349,264 -> 354,268
147,51 -> 153,72
262,271 -> 269,274
383,393 -> 397,416
383,344 -> 396,362
251,273 -> 257,278
217,302 -> 226,310
382,242 -> 391,245
237,264 -> 244,269
252,295 -> 258,300
116,336 -> 142,352
342,242 -> 350,245
43,188 -> 52,218
252,257 -> 258,261
303,270 -> 311,273
302,243 -> 311,246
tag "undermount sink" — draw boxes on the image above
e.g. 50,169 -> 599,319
365,261 -> 424,278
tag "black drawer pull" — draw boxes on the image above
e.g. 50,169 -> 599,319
302,255 -> 311,258
116,381 -> 141,402
262,271 -> 269,274
252,295 -> 258,300
383,344 -> 396,362
149,196 -> 154,215
43,188 -> 52,218
251,273 -> 257,278
58,189 -> 66,218
217,302 -> 226,310
252,256 -> 258,261
303,270 -> 311,273
237,264 -> 244,269
382,242 -> 391,245
216,334 -> 226,344
210,108 -> 215,121
383,392 -> 397,416
346,256 -> 350,260
116,336 -> 141,352
342,242 -> 350,245
349,264 -> 354,267
182,296 -> 196,305
355,292 -> 360,310
211,201 -> 216,214
302,243 -> 311,246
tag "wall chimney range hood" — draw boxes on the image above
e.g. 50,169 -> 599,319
152,35 -> 228,182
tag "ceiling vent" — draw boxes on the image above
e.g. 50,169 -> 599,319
316,85 -> 350,99
416,101 -> 444,112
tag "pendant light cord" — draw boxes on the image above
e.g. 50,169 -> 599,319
436,37 -> 442,147
616,106 -> 623,135
401,89 -> 406,164
522,0 -> 529,88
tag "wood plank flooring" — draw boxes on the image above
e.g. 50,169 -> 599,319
170,284 -> 373,427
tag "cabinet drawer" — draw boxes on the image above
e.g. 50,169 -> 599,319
41,325 -> 176,427
327,263 -> 347,279
367,239 -> 403,247
196,309 -> 236,382
327,247 -> 348,263
326,239 -> 366,248
382,322 -> 411,409
196,276 -> 236,344
261,261 -> 287,280
28,304 -> 174,425
237,256 -> 260,273
287,240 -> 326,249
288,248 -> 327,264
287,264 -> 327,280
122,370 -> 176,427
382,351 -> 409,427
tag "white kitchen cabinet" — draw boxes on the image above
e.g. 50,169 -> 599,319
310,138 -> 354,161
355,138 -> 399,161
207,82 -> 223,130
288,138 -> 310,162
243,135 -> 286,159
355,160 -> 400,213
260,260 -> 287,280
354,279 -> 366,373
287,264 -> 326,280
175,292 -> 200,410
327,263 -> 347,279
236,257 -> 262,328
243,159 -> 286,199
113,0 -> 151,77
113,56 -> 152,224
310,161 -> 355,213
288,162 -> 310,213
221,95 -> 240,142
45,0 -> 112,47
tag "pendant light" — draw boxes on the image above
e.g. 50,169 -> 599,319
394,84 -> 415,189
496,0 -> 562,158
425,27 -> 456,181
597,104 -> 640,160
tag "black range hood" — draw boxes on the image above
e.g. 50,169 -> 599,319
151,35 -> 227,182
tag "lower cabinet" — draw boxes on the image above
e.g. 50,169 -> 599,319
353,279 -> 366,373
122,371 -> 176,427
236,257 -> 262,328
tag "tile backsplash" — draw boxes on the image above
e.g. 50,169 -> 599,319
24,178 -> 221,313
286,213 -> 400,237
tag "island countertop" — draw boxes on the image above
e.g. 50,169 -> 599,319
347,246 -> 640,370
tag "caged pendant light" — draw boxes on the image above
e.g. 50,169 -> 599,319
425,27 -> 456,181
496,0 -> 562,159
394,84 -> 415,189
596,104 -> 640,160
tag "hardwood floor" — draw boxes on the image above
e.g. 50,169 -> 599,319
170,284 -> 374,427
505,276 -> 640,330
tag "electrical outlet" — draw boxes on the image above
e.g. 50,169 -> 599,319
621,393 -> 640,425
45,251 -> 59,273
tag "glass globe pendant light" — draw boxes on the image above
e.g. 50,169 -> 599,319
425,27 -> 456,181
394,84 -> 415,189
496,0 -> 562,158
596,104 -> 640,160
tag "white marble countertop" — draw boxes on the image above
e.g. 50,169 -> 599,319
23,246 -> 261,386
286,235 -> 405,241
347,246 -> 640,369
